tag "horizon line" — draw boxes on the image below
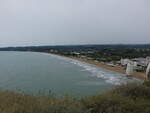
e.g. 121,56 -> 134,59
0,43 -> 150,48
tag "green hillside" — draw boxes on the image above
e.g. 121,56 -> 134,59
0,81 -> 150,113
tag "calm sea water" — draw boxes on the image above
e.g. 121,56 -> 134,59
0,51 -> 139,97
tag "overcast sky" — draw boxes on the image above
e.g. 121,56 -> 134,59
0,0 -> 150,47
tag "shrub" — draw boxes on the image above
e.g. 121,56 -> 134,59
0,82 -> 150,113
82,82 -> 150,113
143,80 -> 150,87
112,82 -> 150,99
82,93 -> 132,113
0,91 -> 89,113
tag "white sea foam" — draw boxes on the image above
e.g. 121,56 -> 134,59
48,54 -> 140,85
76,81 -> 105,86
70,60 -> 140,85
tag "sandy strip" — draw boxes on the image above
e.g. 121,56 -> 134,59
49,53 -> 146,80
70,57 -> 146,80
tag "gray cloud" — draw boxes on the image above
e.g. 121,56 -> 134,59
0,0 -> 150,47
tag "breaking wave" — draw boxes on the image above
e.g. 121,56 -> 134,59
48,54 -> 141,85
70,60 -> 140,85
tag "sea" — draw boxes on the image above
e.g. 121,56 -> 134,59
0,51 -> 140,97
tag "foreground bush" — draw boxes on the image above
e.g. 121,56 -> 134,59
143,80 -> 150,87
0,82 -> 150,113
0,92 -> 89,113
82,82 -> 150,113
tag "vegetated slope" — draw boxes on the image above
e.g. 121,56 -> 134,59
0,91 -> 88,113
82,81 -> 150,113
0,81 -> 150,113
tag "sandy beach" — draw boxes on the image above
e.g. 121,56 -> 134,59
70,57 -> 146,80
50,53 -> 146,80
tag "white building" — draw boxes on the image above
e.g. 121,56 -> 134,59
146,63 -> 150,80
132,58 -> 146,66
146,57 -> 150,66
126,63 -> 134,76
121,59 -> 131,66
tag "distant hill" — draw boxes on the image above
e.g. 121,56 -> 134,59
0,44 -> 150,52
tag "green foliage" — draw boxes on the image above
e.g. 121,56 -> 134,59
82,93 -> 131,113
143,80 -> 150,87
0,82 -> 150,113
0,92 -> 89,113
82,82 -> 150,113
113,83 -> 150,99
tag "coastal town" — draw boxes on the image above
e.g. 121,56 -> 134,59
40,45 -> 150,80
57,51 -> 150,80
0,0 -> 150,112
0,44 -> 150,80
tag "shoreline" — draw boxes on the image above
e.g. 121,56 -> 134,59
71,57 -> 146,80
13,51 -> 145,80
49,53 -> 146,80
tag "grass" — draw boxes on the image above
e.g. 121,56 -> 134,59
82,81 -> 150,113
0,81 -> 150,113
0,91 -> 88,113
